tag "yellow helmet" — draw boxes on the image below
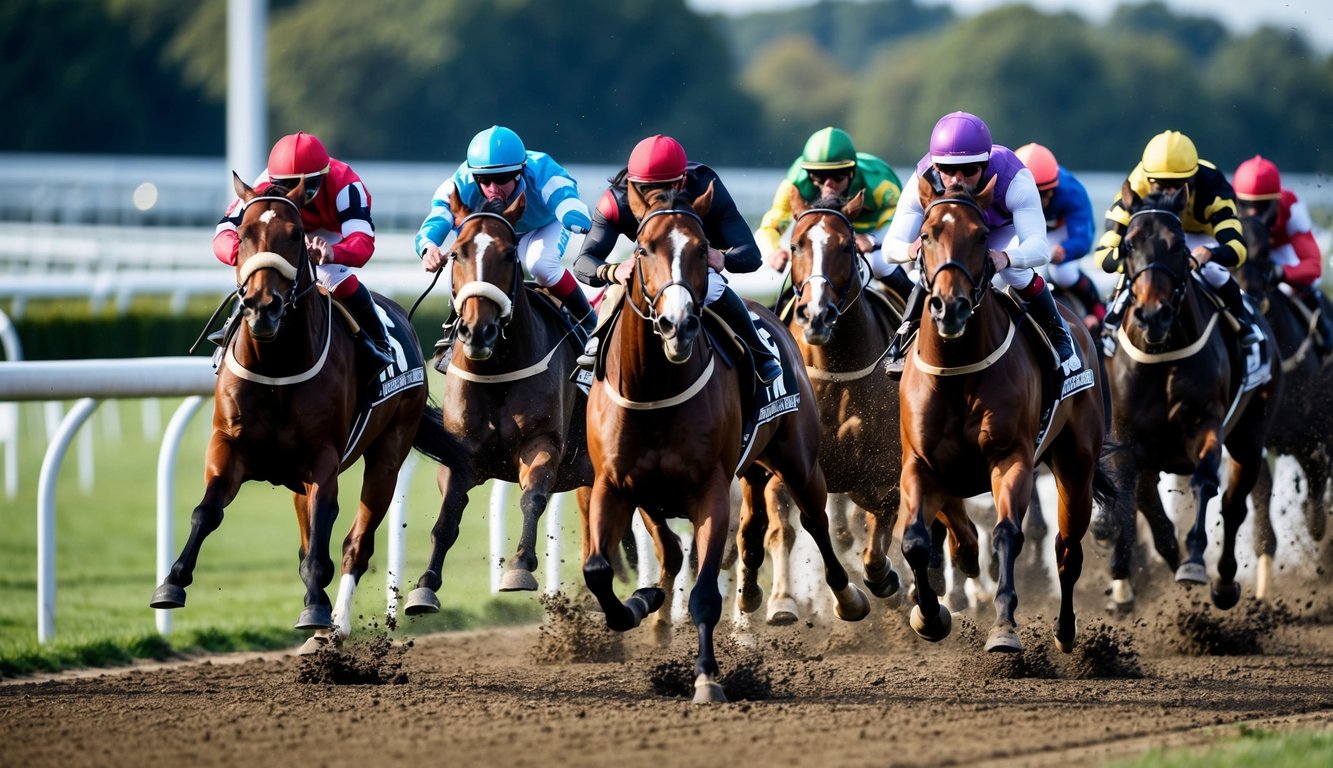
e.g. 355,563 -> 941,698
1141,130 -> 1198,179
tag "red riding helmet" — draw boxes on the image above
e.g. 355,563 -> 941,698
627,135 -> 688,183
1232,155 -> 1282,201
1014,143 -> 1060,191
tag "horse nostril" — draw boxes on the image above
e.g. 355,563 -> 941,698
457,324 -> 472,341
795,304 -> 810,323
654,316 -> 675,337
927,296 -> 945,315
680,315 -> 699,336
480,324 -> 499,346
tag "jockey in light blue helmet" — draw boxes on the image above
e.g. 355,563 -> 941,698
467,126 -> 527,175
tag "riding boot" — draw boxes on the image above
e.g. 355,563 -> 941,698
208,303 -> 242,348
874,265 -> 917,304
342,283 -> 396,370
1100,274 -> 1130,357
1296,287 -> 1333,357
1026,285 -> 1082,376
559,285 -> 598,340
713,286 -> 783,384
883,281 -> 926,380
1214,275 -> 1263,347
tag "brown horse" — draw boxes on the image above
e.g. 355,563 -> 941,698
151,174 -> 467,651
1236,212 -> 1330,598
582,183 -> 868,702
404,190 -> 593,614
898,176 -> 1113,653
1093,185 -> 1282,612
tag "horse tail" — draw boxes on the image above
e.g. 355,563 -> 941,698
412,403 -> 470,470
1096,350 -> 1113,434
1092,440 -> 1122,511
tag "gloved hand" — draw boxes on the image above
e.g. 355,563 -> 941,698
562,209 -> 591,234
1095,246 -> 1121,274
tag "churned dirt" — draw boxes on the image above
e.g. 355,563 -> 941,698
3,577 -> 1331,768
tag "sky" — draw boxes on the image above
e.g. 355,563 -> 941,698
686,0 -> 1333,53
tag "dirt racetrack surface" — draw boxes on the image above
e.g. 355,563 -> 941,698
4,584 -> 1331,768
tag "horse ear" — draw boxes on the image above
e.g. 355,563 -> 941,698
233,171 -> 255,202
1260,201 -> 1277,230
1169,184 -> 1189,212
693,180 -> 715,217
843,189 -> 865,220
627,181 -> 649,220
1119,180 -> 1140,211
789,185 -> 809,216
449,184 -> 470,221
917,173 -> 938,207
285,178 -> 307,206
975,174 -> 997,210
504,191 -> 527,224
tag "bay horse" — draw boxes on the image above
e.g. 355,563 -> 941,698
404,190 -> 593,614
151,174 -> 467,651
779,189 -> 914,613
899,175 -> 1113,653
583,183 -> 868,703
1093,184 -> 1281,612
1237,212 -> 1330,598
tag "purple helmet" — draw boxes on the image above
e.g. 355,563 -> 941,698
929,111 -> 992,164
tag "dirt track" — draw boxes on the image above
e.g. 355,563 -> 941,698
4,578 -> 1331,768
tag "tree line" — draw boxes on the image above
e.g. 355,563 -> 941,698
5,0 -> 1331,173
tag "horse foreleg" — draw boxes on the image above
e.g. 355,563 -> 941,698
1251,456 -> 1277,600
1212,453 -> 1258,609
901,459 -> 951,641
1049,455 -> 1093,654
1138,473 -> 1181,571
150,438 -> 246,609
1302,452 -> 1329,542
783,463 -> 868,622
862,501 -> 901,599
734,469 -> 768,615
689,473 -> 733,704
504,441 -> 562,591
296,455 -> 341,630
985,455 -> 1032,653
1178,429 -> 1224,585
583,479 -> 662,632
405,463 -> 475,615
761,478 -> 799,625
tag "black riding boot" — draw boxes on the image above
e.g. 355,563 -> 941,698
343,283 -> 395,369
1027,285 -> 1081,375
560,286 -> 598,339
1297,287 -> 1333,356
883,281 -> 926,380
1214,276 -> 1263,346
207,303 -> 242,348
713,286 -> 783,384
874,266 -> 917,303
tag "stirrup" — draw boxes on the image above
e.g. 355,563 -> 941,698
577,337 -> 599,369
756,355 -> 782,384
207,328 -> 227,348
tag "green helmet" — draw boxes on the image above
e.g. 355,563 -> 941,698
800,127 -> 858,172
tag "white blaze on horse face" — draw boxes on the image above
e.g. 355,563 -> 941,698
660,227 -> 694,321
471,232 -> 495,283
259,209 -> 277,225
808,220 -> 832,307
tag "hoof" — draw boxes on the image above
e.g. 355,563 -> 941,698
297,633 -> 334,656
864,567 -> 901,599
692,674 -> 727,704
149,583 -> 186,609
498,568 -> 539,592
834,584 -> 870,622
295,604 -> 334,630
985,624 -> 1023,653
1175,561 -> 1208,585
403,587 -> 441,616
766,596 -> 799,626
1211,580 -> 1241,610
1054,619 -> 1077,654
738,583 -> 763,614
629,587 -> 666,616
909,603 -> 952,642
649,618 -> 673,648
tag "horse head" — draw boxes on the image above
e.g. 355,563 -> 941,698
1236,206 -> 1278,303
626,181 -> 714,364
789,188 -> 866,345
448,188 -> 525,361
231,172 -> 312,342
1120,182 -> 1191,345
917,174 -> 995,340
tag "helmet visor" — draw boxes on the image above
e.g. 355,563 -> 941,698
270,173 -> 323,203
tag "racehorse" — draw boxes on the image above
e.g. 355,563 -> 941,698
403,190 -> 593,614
1237,212 -> 1330,598
1093,184 -> 1281,612
151,174 -> 467,651
582,183 -> 868,702
898,175 -> 1113,653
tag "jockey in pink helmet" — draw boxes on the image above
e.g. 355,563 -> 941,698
212,131 -> 393,369
877,111 -> 1081,379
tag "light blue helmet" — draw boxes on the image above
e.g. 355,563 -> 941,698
466,126 -> 527,175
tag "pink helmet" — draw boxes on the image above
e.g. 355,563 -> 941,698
627,135 -> 688,183
267,132 -> 331,180
1232,155 -> 1281,201
1014,143 -> 1060,191
929,111 -> 992,165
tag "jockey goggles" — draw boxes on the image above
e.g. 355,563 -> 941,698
936,162 -> 985,178
475,170 -> 521,187
808,169 -> 853,185
269,172 -> 323,203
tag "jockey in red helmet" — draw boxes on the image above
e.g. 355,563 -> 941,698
573,134 -> 783,383
211,132 -> 393,369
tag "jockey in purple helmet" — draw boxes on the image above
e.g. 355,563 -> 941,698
875,111 -> 1081,379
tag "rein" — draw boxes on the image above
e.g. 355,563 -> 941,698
791,206 -> 870,321
1122,206 -> 1195,345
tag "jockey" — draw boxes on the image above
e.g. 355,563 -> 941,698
415,125 -> 596,344
212,131 -> 394,368
879,111 -> 1081,379
572,134 -> 783,383
1233,154 -> 1333,357
1094,130 -> 1262,351
1014,142 -> 1106,328
756,127 -> 912,299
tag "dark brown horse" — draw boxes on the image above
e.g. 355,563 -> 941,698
582,184 -> 868,702
1237,212 -> 1330,598
151,174 -> 466,651
898,176 -> 1113,653
404,190 -> 593,614
1093,185 -> 1281,612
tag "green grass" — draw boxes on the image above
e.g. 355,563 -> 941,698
1106,726 -> 1333,768
0,369 -> 592,676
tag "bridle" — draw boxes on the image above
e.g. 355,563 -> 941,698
920,195 -> 995,315
791,206 -> 870,323
236,195 -> 318,320
448,210 -> 522,330
626,206 -> 708,337
1123,207 -> 1193,317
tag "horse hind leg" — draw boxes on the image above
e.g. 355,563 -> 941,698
783,464 -> 869,622
1251,456 -> 1277,601
763,479 -> 800,625
1212,453 -> 1260,610
862,502 -> 901,600
1177,443 -> 1223,585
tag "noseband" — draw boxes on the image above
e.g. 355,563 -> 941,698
236,195 -> 317,316
791,206 -> 869,321
626,206 -> 708,332
450,210 -> 521,323
921,195 -> 994,312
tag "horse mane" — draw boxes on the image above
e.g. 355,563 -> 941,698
811,193 -> 846,209
478,197 -> 508,216
645,187 -> 694,212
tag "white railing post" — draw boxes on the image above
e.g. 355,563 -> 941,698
544,492 -> 563,595
37,398 -> 99,643
385,454 -> 417,621
489,481 -> 510,593
154,395 -> 207,636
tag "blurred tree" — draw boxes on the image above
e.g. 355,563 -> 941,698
741,35 -> 852,159
1105,1 -> 1228,61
